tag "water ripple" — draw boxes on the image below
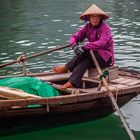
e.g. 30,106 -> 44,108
70,24 -> 78,27
52,19 -> 62,22
15,40 -> 30,44
21,42 -> 36,47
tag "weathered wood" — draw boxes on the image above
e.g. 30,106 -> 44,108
113,79 -> 134,84
87,65 -> 119,80
0,67 -> 139,132
0,93 -> 136,119
90,50 -> 136,140
125,80 -> 140,86
38,74 -> 100,83
0,84 -> 139,109
119,69 -> 140,78
110,76 -> 140,86
0,86 -> 40,99
82,78 -> 100,83
38,73 -> 70,82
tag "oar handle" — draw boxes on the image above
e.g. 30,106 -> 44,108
0,43 -> 71,69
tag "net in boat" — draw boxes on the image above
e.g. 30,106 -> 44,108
0,77 -> 59,97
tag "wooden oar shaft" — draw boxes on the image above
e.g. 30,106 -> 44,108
24,43 -> 71,61
90,50 -> 136,140
0,44 -> 71,69
108,93 -> 136,140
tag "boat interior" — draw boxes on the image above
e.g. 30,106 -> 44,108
37,66 -> 140,96
0,66 -> 140,101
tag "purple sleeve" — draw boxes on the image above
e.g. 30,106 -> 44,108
85,25 -> 112,50
70,24 -> 87,44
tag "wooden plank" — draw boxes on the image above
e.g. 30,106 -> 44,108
0,84 -> 139,109
111,77 -> 128,83
101,84 -> 128,91
82,78 -> 100,83
125,80 -> 140,86
87,65 -> 119,80
0,83 -> 139,110
0,94 -> 8,99
116,79 -> 134,84
119,69 -> 140,78
110,77 -> 138,84
37,73 -> 71,82
80,84 -> 128,93
0,86 -> 41,99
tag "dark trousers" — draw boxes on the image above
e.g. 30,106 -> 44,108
65,51 -> 112,88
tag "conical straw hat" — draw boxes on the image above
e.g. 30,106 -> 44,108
80,4 -> 109,20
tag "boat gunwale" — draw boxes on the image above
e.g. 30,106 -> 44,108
0,84 -> 139,109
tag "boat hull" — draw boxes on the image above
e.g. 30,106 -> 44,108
0,68 -> 140,136
0,92 -> 136,136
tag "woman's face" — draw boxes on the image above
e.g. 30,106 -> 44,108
89,14 -> 101,27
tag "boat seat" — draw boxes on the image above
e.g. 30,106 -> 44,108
84,64 -> 119,81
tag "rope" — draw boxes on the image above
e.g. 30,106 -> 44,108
99,70 -> 109,80
17,54 -> 27,76
17,53 -> 25,63
46,102 -> 50,112
115,86 -> 119,102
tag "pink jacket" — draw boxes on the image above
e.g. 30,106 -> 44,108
70,21 -> 114,65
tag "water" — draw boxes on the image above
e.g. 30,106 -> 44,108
0,0 -> 140,139
0,116 -> 137,140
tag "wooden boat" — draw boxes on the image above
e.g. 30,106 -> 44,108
0,45 -> 140,136
0,67 -> 140,124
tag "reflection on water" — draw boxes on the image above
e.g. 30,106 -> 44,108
0,0 -> 140,139
121,95 -> 140,131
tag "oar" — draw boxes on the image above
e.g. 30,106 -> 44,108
90,50 -> 136,140
0,43 -> 71,69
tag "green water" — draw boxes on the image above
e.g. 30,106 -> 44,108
0,115 -> 139,140
0,0 -> 140,139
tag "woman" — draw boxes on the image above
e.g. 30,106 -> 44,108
53,4 -> 114,89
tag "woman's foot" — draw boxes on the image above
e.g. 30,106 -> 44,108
52,65 -> 68,74
60,82 -> 73,89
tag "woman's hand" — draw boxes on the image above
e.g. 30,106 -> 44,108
72,45 -> 84,56
83,42 -> 91,50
